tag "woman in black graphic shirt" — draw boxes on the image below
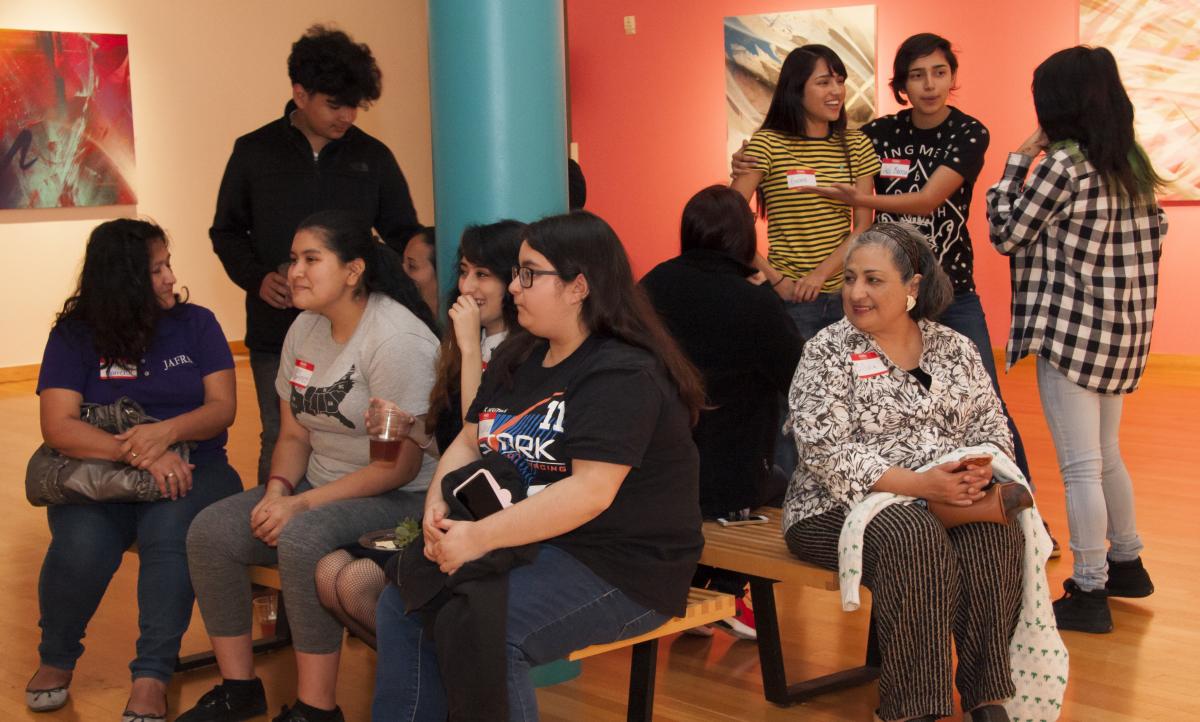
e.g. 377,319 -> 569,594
372,211 -> 705,721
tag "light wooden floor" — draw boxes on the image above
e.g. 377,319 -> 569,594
1,355 -> 1196,721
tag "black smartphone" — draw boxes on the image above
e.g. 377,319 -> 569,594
451,468 -> 512,519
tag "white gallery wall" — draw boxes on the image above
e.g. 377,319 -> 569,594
0,0 -> 434,367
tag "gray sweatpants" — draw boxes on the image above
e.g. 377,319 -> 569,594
186,481 -> 424,654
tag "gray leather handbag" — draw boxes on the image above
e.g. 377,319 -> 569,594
25,397 -> 191,506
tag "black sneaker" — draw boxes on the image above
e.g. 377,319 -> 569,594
1106,556 -> 1154,598
1053,579 -> 1113,633
176,678 -> 267,722
271,702 -> 345,722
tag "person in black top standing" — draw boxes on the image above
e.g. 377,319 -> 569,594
210,25 -> 420,485
641,186 -> 802,640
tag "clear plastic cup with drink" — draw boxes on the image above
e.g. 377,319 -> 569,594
368,404 -> 407,464
252,592 -> 278,637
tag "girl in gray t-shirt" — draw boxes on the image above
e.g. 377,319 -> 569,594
183,210 -> 439,721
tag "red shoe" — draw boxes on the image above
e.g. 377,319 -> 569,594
713,597 -> 757,641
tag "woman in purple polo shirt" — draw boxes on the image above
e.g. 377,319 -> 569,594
26,219 -> 243,721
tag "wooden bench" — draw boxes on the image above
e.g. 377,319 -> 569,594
700,507 -> 880,707
565,587 -> 734,722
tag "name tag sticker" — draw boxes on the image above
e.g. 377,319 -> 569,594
786,169 -> 818,188
99,360 -> 138,380
477,411 -> 496,445
851,352 -> 888,379
289,359 -> 314,389
880,158 -> 912,179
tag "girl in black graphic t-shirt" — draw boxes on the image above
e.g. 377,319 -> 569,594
372,211 -> 705,721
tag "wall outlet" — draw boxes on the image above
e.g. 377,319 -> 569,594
623,16 -> 636,35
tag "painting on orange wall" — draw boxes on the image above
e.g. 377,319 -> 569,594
0,29 -> 136,209
724,6 -> 876,160
1081,0 -> 1200,202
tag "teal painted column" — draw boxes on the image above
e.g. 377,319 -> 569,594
428,0 -> 568,304
428,3 -> 579,686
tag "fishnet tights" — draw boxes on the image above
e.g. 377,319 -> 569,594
314,550 -> 387,649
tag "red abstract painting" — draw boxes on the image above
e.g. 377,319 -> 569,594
0,29 -> 136,209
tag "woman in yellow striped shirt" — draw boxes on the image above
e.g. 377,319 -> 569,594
732,44 -> 880,341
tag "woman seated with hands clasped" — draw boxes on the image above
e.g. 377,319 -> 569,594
781,222 -> 1063,722
27,219 -> 242,721
179,210 -> 440,722
372,211 -> 705,721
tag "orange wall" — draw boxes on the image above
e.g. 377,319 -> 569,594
566,0 -> 1200,355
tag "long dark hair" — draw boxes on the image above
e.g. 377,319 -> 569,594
1033,46 -> 1164,203
295,210 -> 438,335
490,211 -> 705,424
427,220 -> 525,431
757,44 -> 853,218
55,218 -> 182,366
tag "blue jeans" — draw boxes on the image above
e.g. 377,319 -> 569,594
784,292 -> 845,342
936,291 -> 1034,487
372,544 -> 668,721
37,455 -> 242,682
1036,358 -> 1143,591
249,350 -> 281,485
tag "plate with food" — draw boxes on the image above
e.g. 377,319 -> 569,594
358,518 -> 421,552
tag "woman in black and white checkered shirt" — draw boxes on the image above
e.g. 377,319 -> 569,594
985,45 -> 1168,635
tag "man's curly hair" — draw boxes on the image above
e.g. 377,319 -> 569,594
287,25 -> 382,107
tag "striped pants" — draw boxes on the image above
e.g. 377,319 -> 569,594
786,504 -> 1023,720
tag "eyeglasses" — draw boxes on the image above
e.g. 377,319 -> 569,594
511,265 -> 560,288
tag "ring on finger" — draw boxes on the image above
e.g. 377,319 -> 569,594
131,451 -> 139,458
167,472 -> 176,478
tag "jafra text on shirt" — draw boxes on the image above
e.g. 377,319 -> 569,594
162,354 -> 194,371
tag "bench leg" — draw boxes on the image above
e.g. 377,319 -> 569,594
747,576 -> 880,707
176,589 -> 294,672
748,578 -> 792,705
626,639 -> 658,722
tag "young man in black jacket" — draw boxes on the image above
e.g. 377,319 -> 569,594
209,25 -> 421,491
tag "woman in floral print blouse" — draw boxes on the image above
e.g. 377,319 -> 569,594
782,222 -> 1022,722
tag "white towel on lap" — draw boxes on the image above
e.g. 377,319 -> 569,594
837,443 -> 1068,721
